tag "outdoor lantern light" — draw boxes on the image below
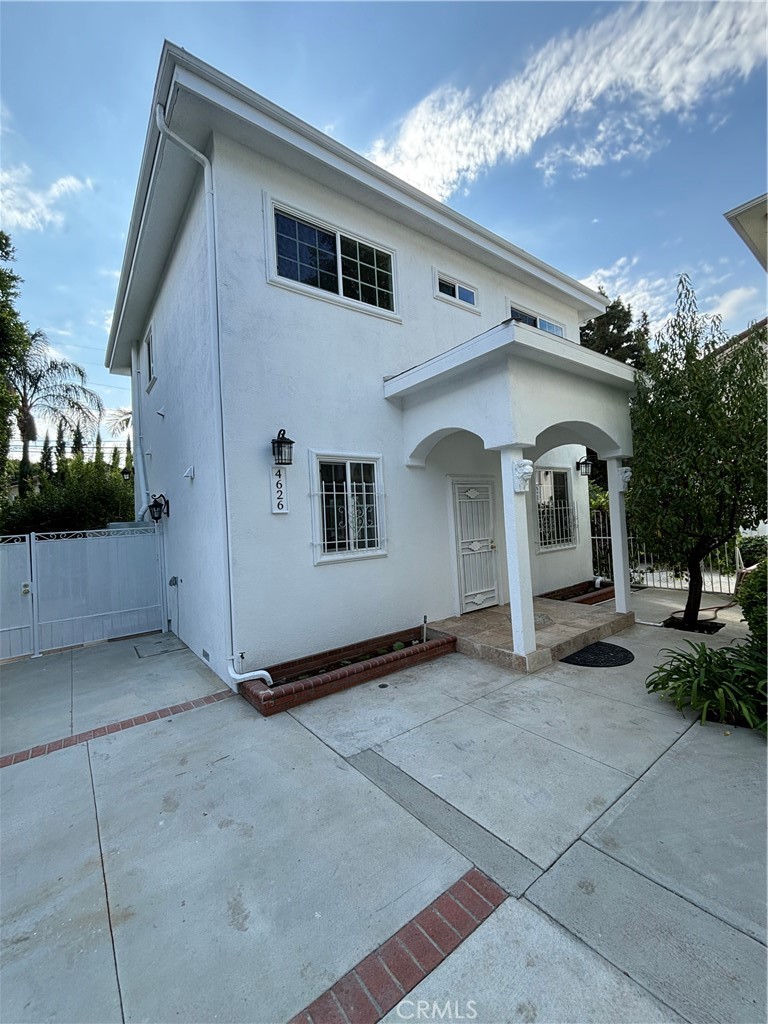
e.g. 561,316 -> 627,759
149,494 -> 170,522
576,456 -> 594,478
272,429 -> 294,466
121,466 -> 134,482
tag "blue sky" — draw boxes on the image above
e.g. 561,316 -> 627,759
1,1 -> 766,454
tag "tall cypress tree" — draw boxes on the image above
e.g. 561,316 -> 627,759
72,424 -> 84,457
40,431 -> 54,479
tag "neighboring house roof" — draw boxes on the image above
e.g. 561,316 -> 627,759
106,42 -> 607,375
724,194 -> 768,270
712,315 -> 768,358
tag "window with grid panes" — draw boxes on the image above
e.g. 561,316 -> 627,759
275,210 -> 394,311
319,460 -> 381,555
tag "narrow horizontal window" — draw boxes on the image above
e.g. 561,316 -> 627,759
275,210 -> 394,312
435,272 -> 477,309
510,305 -> 564,337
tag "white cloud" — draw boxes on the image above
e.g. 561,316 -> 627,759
705,285 -> 759,325
0,164 -> 93,232
581,256 -> 759,336
368,1 -> 765,200
98,269 -> 120,281
0,101 -> 12,135
581,255 -> 672,332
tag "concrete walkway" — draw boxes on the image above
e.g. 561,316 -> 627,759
1,595 -> 765,1023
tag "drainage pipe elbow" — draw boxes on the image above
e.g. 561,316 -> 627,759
227,657 -> 274,689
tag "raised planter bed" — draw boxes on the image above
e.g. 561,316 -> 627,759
239,627 -> 457,716
540,579 -> 615,605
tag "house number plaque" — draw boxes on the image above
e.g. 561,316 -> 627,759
271,466 -> 289,513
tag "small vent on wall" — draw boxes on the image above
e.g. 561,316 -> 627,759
202,648 -> 210,662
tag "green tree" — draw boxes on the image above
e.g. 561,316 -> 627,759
110,446 -> 121,472
40,431 -> 54,479
580,290 -> 651,488
94,430 -> 104,467
0,232 -> 30,482
5,331 -> 103,495
580,289 -> 651,369
0,457 -> 135,533
71,423 -> 84,457
55,420 -> 67,477
629,275 -> 767,628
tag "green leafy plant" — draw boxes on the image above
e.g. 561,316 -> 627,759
646,636 -> 767,734
736,558 -> 767,649
738,535 -> 768,570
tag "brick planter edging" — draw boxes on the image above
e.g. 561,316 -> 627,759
288,868 -> 507,1024
240,635 -> 457,716
0,689 -> 235,768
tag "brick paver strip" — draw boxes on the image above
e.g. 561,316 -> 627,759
290,869 -> 507,1023
0,689 -> 235,768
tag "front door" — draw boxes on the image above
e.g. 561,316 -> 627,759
453,481 -> 499,613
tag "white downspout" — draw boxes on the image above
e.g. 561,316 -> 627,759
130,345 -> 151,520
154,104 -> 273,689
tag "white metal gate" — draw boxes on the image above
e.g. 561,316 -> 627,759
0,527 -> 163,660
453,481 -> 499,612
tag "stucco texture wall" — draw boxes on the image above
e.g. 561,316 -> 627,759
209,134 -> 603,669
134,179 -> 231,678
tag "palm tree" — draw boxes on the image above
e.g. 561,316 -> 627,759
105,406 -> 132,436
7,330 -> 103,495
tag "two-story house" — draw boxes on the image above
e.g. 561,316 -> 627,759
105,43 -> 635,691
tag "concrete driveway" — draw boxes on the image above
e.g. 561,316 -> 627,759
1,608 -> 765,1024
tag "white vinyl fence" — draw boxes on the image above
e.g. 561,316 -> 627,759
591,511 -> 740,595
0,527 -> 164,660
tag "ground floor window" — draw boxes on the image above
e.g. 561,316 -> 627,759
535,469 -> 577,549
313,455 -> 384,561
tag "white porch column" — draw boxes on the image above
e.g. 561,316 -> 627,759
606,456 -> 632,614
499,446 -> 537,656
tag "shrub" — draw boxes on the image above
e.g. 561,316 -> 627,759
0,460 -> 134,534
738,535 -> 768,569
646,636 -> 766,734
737,557 -> 767,648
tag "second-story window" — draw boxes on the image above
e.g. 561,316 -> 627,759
275,210 -> 394,312
435,272 -> 478,308
510,305 -> 564,338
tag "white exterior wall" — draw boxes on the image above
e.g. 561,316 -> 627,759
528,445 -> 593,595
210,135 -> 596,669
132,180 -> 231,677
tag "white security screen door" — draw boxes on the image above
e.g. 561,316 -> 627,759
453,481 -> 499,613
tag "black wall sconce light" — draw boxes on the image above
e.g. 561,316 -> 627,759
121,465 -> 134,482
271,429 -> 295,466
149,494 -> 170,522
576,456 -> 594,478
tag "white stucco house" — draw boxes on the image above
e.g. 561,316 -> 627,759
106,43 -> 635,690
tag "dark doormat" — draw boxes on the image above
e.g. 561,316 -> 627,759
561,641 -> 635,667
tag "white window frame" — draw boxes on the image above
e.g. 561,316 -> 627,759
308,449 -> 386,565
507,300 -> 565,339
144,328 -> 156,393
534,467 -> 578,552
264,193 -> 401,322
433,269 -> 480,313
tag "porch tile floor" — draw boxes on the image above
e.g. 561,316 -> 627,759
427,598 -> 634,673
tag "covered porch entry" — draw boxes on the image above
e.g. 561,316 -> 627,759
384,318 -> 636,671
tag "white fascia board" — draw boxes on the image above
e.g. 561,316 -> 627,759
723,193 -> 768,271
384,320 -> 635,401
176,65 -> 605,315
383,322 -> 516,399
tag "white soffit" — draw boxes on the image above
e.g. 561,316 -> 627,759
724,194 -> 768,271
